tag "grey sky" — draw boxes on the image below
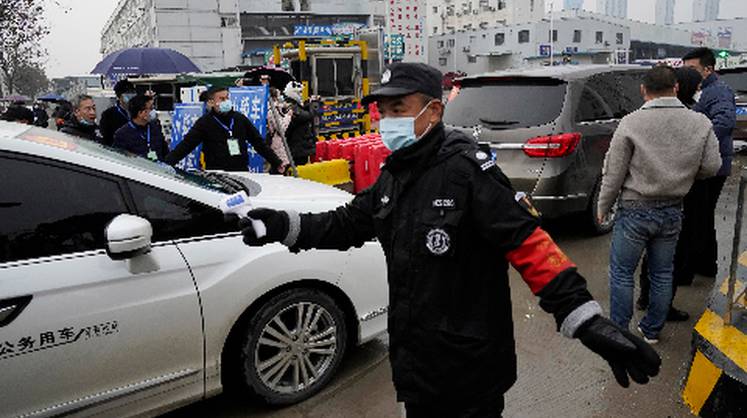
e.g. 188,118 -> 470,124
41,0 -> 747,79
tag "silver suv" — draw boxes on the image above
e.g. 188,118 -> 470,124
445,65 -> 647,234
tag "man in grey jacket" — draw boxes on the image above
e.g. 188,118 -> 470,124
598,66 -> 721,344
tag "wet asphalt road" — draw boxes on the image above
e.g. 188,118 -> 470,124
166,164 -> 745,418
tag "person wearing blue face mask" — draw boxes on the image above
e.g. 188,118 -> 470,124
112,94 -> 168,161
237,63 -> 661,416
100,80 -> 137,147
165,86 -> 285,173
60,94 -> 103,142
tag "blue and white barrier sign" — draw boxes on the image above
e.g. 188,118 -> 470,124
170,104 -> 205,170
229,86 -> 270,173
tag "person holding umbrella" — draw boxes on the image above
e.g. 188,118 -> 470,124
164,86 -> 286,173
100,80 -> 137,146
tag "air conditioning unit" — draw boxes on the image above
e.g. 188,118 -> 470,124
463,46 -> 471,52
488,7 -> 496,12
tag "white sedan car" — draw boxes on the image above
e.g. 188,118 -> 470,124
0,122 -> 388,417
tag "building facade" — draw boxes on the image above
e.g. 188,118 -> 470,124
655,0 -> 675,26
674,18 -> 747,53
101,0 -> 243,73
692,0 -> 720,23
563,0 -> 584,10
596,0 -> 627,19
429,12 -> 630,74
428,0 -> 547,36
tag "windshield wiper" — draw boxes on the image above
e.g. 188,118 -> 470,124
204,172 -> 244,194
478,118 -> 520,126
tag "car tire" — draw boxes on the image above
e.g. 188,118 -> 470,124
239,288 -> 348,405
588,177 -> 615,235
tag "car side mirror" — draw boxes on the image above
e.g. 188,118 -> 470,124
105,215 -> 153,261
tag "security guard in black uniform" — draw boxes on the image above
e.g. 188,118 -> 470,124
240,64 -> 661,417
164,86 -> 285,172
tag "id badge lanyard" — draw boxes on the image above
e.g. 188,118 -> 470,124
130,122 -> 153,157
212,115 -> 235,138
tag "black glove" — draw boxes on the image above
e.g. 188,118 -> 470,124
576,315 -> 661,388
240,208 -> 289,246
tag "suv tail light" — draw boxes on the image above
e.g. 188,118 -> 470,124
523,133 -> 581,158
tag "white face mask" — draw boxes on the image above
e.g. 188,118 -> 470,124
379,100 -> 437,152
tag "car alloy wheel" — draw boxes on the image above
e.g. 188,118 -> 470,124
240,288 -> 347,405
255,302 -> 338,393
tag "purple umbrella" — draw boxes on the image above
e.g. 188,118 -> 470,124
1,95 -> 31,103
91,48 -> 201,77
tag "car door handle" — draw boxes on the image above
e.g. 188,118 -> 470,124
0,296 -> 32,328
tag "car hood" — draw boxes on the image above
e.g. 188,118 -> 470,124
226,172 -> 353,212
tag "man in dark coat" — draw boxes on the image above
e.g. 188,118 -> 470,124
1,105 -> 34,124
60,95 -> 102,142
112,94 -> 168,161
283,81 -> 316,165
100,80 -> 137,146
165,87 -> 285,172
238,63 -> 661,417
683,47 -> 737,279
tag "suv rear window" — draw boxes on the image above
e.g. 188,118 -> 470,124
719,71 -> 747,94
444,78 -> 566,129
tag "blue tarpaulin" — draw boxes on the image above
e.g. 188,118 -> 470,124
229,86 -> 270,173
170,104 -> 204,171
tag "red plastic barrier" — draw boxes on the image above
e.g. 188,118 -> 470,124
314,141 -> 328,162
327,140 -> 343,160
368,144 -> 391,187
354,142 -> 373,193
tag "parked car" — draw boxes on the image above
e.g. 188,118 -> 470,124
0,122 -> 388,417
444,65 -> 647,234
717,67 -> 747,145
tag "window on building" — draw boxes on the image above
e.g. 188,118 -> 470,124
573,30 -> 582,43
439,57 -> 448,66
518,30 -> 530,44
433,6 -> 438,14
550,29 -> 558,42
438,40 -> 444,48
616,32 -> 624,44
448,39 -> 455,47
281,0 -> 294,11
498,0 -> 506,9
596,31 -> 604,44
468,55 -> 477,63
495,33 -> 505,46
530,0 -> 535,12
434,26 -> 439,35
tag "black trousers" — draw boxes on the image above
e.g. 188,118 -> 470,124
640,176 -> 727,304
405,396 -> 505,418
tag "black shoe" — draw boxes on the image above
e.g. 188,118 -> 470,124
636,297 -> 648,311
666,307 -> 690,322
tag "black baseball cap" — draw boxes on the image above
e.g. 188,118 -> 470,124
362,63 -> 443,106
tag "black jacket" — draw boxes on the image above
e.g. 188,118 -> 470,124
60,118 -> 102,143
292,124 -> 593,403
100,104 -> 130,147
165,110 -> 282,172
286,102 -> 315,163
112,120 -> 169,161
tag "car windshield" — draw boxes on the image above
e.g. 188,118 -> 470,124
16,128 -> 249,194
444,78 -> 567,129
719,71 -> 747,94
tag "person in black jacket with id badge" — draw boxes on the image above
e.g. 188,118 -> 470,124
165,87 -> 285,173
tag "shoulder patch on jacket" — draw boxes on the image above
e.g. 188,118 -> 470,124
458,148 -> 514,189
